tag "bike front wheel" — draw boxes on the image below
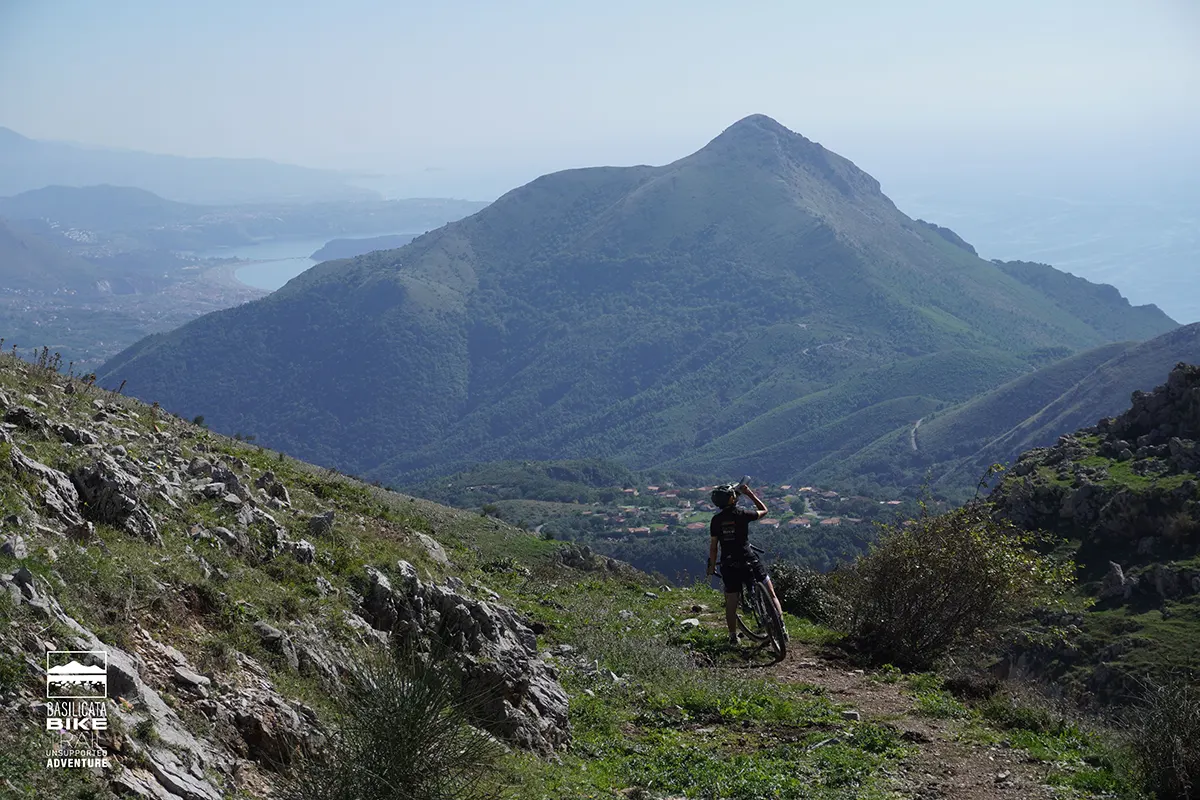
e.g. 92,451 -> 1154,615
750,581 -> 787,659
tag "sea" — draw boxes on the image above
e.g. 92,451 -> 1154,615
192,233 -> 416,292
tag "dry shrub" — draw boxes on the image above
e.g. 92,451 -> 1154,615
281,647 -> 503,800
1124,677 -> 1200,800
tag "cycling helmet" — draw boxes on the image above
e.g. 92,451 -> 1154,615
710,483 -> 738,508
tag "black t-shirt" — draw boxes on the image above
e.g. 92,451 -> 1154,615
710,506 -> 758,563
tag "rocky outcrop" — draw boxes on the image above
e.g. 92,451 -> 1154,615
0,357 -> 571,800
357,560 -> 570,754
71,454 -> 161,543
990,363 -> 1200,708
8,443 -> 86,527
993,363 -> 1200,575
557,542 -> 623,573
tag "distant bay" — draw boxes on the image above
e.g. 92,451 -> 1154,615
191,232 -> 417,291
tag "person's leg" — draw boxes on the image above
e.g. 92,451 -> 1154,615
724,591 -> 741,640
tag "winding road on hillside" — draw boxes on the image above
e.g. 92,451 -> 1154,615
910,416 -> 926,453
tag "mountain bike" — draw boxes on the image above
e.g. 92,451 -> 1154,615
714,554 -> 788,659
720,544 -> 788,659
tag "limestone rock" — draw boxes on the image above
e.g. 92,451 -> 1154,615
0,534 -> 28,559
416,531 -> 449,565
8,444 -> 85,527
308,510 -> 335,538
71,454 -> 160,542
354,560 -> 569,754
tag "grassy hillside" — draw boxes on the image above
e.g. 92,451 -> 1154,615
98,115 -> 1176,489
809,341 -> 1137,495
0,352 -> 1151,800
967,323 -> 1200,476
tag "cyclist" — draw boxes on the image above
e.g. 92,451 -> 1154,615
706,481 -> 785,645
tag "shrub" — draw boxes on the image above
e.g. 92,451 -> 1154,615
281,648 -> 503,800
769,561 -> 835,623
833,501 -> 1073,669
1123,677 -> 1200,800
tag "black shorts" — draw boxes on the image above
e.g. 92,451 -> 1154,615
720,559 -> 767,593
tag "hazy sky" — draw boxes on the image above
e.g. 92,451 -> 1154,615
2,0 -> 1198,199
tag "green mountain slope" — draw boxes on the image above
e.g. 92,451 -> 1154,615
995,259 -> 1175,342
809,323 -> 1200,497
98,115 -> 1177,486
0,217 -> 102,294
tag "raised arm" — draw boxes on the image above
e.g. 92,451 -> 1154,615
738,483 -> 768,519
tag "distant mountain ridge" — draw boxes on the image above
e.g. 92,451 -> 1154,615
0,126 -> 372,204
0,184 -> 489,252
98,115 -> 1177,487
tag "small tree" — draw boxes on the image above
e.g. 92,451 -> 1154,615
833,501 -> 1073,669
282,648 -> 503,800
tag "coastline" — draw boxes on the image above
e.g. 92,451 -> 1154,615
200,262 -> 271,297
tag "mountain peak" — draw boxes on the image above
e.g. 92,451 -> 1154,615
704,114 -> 804,153
695,114 -> 880,200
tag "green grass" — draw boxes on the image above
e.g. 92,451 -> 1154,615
475,572 -> 912,798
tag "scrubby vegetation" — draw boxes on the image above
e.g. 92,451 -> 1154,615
832,501 -> 1075,669
282,648 -> 504,800
1123,677 -> 1200,800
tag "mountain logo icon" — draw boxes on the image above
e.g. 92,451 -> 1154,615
46,651 -> 108,699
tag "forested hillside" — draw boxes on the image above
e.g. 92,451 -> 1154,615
98,115 -> 1175,489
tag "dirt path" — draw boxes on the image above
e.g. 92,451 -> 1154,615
768,645 -> 1056,800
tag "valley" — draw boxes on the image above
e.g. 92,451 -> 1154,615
0,185 -> 486,370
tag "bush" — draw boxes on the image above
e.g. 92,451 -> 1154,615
833,501 -> 1072,669
769,562 -> 835,624
281,648 -> 503,800
1124,677 -> 1200,800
